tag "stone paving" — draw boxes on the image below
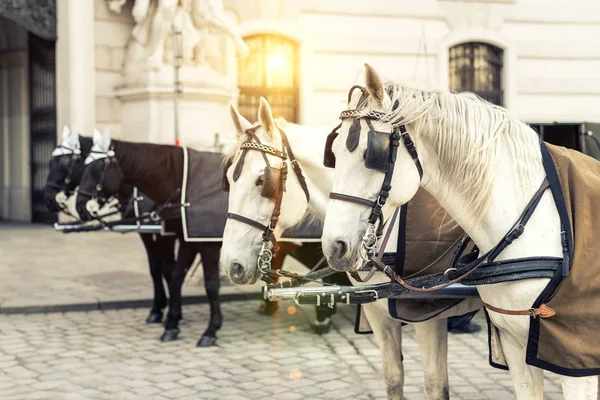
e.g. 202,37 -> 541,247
0,302 -> 566,400
0,223 -> 263,312
0,222 -> 568,399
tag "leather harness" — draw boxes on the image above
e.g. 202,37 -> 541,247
327,85 -> 560,319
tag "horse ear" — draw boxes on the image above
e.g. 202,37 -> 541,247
61,125 -> 70,139
229,104 -> 252,137
101,128 -> 112,151
364,63 -> 385,108
93,128 -> 102,145
69,128 -> 80,147
258,97 -> 276,137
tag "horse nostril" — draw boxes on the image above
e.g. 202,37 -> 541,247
334,240 -> 348,260
230,263 -> 245,278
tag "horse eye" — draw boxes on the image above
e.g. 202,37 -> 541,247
255,176 -> 264,186
363,150 -> 367,159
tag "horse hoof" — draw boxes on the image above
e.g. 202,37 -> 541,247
258,301 -> 279,316
146,312 -> 163,324
311,318 -> 332,335
160,329 -> 180,342
196,336 -> 217,347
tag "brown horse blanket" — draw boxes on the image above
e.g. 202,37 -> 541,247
516,143 -> 600,376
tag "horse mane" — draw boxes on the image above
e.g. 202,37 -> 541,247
362,82 -> 543,225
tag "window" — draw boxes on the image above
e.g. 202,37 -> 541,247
449,42 -> 503,106
237,35 -> 299,123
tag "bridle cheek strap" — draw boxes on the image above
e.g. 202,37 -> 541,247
399,125 -> 423,180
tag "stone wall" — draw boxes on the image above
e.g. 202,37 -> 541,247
225,0 -> 600,126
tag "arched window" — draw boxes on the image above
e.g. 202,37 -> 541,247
237,34 -> 299,123
449,42 -> 503,106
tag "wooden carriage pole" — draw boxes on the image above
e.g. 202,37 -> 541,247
173,25 -> 182,146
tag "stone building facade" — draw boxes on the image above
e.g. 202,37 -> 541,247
1,0 -> 600,222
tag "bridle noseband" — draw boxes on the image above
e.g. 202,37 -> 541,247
325,86 -> 424,265
225,126 -> 310,280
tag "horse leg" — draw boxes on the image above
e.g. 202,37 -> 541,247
196,243 -> 223,347
161,242 -> 196,342
413,319 -> 449,400
559,376 -> 598,399
361,302 -> 404,400
496,326 -> 544,399
139,233 -> 167,324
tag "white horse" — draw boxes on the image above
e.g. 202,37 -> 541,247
321,64 -> 598,399
221,98 -> 480,400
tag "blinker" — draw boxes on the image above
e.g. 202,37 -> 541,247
262,166 -> 284,201
365,130 -> 390,172
323,124 -> 340,168
346,119 -> 361,152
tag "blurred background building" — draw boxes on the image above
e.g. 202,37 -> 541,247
1,0 -> 600,223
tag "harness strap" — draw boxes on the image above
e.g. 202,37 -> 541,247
280,129 -> 310,203
329,193 -> 377,208
399,125 -> 423,180
487,179 -> 550,262
369,177 -> 552,293
227,213 -> 270,232
483,302 -> 556,319
351,207 -> 400,282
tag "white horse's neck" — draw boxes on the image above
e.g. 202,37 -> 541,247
280,123 -> 333,220
419,130 -> 562,260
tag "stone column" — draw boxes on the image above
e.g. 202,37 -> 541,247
56,0 -> 96,138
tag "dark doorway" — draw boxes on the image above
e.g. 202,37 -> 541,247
28,33 -> 56,223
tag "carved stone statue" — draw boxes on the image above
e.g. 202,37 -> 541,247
107,0 -> 248,73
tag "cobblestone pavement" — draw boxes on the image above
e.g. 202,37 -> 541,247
0,223 -> 264,311
0,301 -> 565,400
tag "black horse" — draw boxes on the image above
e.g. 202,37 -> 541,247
73,138 -> 227,346
44,135 -> 177,325
75,137 -> 349,341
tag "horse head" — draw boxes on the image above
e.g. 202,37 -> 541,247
44,126 -> 90,213
76,128 -> 125,221
322,64 -> 423,271
221,98 -> 312,285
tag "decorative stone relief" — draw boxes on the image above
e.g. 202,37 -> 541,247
107,0 -> 248,76
0,0 -> 56,41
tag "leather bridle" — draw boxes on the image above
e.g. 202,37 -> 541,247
327,86 -> 560,313
225,126 -> 310,280
47,145 -> 83,212
78,148 -> 123,217
327,92 -> 423,265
